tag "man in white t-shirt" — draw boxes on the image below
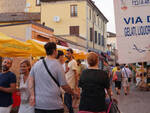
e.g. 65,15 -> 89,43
122,64 -> 132,95
65,48 -> 78,113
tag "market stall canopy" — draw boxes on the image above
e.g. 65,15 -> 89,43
26,40 -> 46,57
29,39 -> 87,59
0,32 -> 32,57
0,32 -> 87,59
27,39 -> 67,56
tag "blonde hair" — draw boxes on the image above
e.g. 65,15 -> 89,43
20,59 -> 31,71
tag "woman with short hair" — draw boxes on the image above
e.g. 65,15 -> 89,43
78,52 -> 111,113
18,60 -> 34,113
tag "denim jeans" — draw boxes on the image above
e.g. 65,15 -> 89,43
64,93 -> 74,113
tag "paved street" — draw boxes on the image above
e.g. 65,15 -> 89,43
113,84 -> 150,113
65,83 -> 150,113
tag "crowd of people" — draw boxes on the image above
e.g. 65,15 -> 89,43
0,42 -> 113,113
135,65 -> 150,90
1,42 -> 150,113
111,64 -> 132,95
111,63 -> 150,96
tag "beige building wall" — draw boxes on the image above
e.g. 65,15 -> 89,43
62,35 -> 86,47
40,0 -> 107,51
0,24 -> 31,41
41,1 -> 87,38
0,0 -> 26,13
26,0 -> 41,12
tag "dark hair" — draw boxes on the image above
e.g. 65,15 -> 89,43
65,60 -> 69,63
56,50 -> 64,59
20,59 -> 31,71
4,57 -> 13,65
87,52 -> 98,67
116,63 -> 120,66
77,59 -> 81,64
67,48 -> 73,54
44,42 -> 56,55
40,57 -> 44,59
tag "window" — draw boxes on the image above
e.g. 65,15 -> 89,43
101,20 -> 103,29
98,33 -> 101,45
36,0 -> 41,6
89,9 -> 91,20
70,26 -> 79,36
95,31 -> 97,43
90,28 -> 93,42
71,5 -> 77,17
93,14 -> 96,23
102,35 -> 105,46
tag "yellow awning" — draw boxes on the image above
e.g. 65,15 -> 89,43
26,40 -> 46,57
0,32 -> 32,57
0,32 -> 87,59
27,39 -> 88,59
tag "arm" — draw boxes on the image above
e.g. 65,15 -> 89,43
61,84 -> 79,99
61,84 -> 74,95
65,67 -> 69,74
105,72 -> 113,96
106,88 -> 113,96
129,69 -> 132,78
73,70 -> 78,90
0,83 -> 16,93
28,76 -> 35,106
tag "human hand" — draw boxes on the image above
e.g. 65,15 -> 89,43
29,95 -> 35,106
0,87 -> 2,91
112,98 -> 118,104
0,86 -> 4,91
73,92 -> 80,100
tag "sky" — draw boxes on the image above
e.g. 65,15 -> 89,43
93,0 -> 116,33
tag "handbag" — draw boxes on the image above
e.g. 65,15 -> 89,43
107,97 -> 121,113
113,72 -> 118,81
42,59 -> 62,98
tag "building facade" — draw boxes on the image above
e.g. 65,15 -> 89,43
0,0 -> 26,13
0,22 -> 55,42
0,0 -> 41,13
39,0 -> 108,51
106,32 -> 117,65
25,0 -> 41,12
0,0 -> 108,52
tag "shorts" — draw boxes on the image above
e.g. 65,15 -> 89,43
115,81 -> 121,89
122,78 -> 129,87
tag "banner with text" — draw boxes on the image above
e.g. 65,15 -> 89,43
114,0 -> 150,64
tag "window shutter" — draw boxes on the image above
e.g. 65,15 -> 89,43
90,28 -> 93,41
70,26 -> 79,36
95,31 -> 97,43
70,26 -> 74,35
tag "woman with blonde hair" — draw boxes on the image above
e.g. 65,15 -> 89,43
18,60 -> 34,113
78,52 -> 112,113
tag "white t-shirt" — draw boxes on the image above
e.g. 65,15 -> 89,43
65,59 -> 78,89
122,67 -> 132,78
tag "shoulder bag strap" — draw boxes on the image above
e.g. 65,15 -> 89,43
124,67 -> 129,78
42,59 -> 60,87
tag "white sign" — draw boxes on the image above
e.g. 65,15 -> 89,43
114,0 -> 150,64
